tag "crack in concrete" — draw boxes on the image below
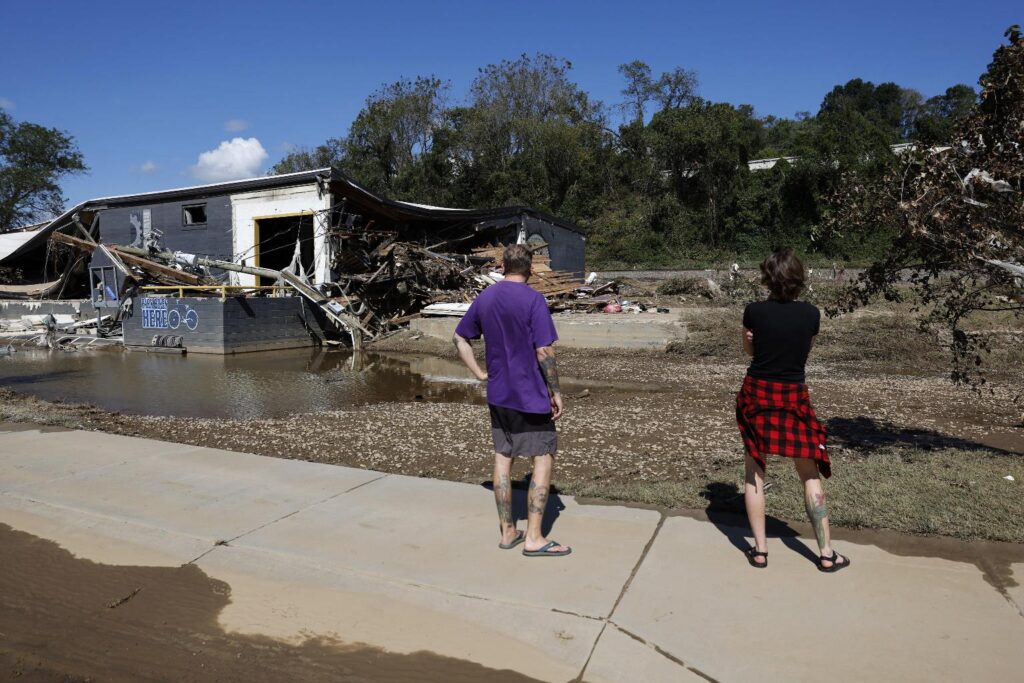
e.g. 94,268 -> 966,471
186,473 -> 390,565
1,491 -> 213,549
573,513 -> 671,682
609,622 -> 721,683
605,512 -> 666,620
0,442 -> 210,496
549,606 -> 603,622
0,459 -> 135,496
572,622 -> 608,683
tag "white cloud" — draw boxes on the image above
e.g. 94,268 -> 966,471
0,97 -> 14,110
224,118 -> 249,132
190,137 -> 268,182
139,160 -> 158,174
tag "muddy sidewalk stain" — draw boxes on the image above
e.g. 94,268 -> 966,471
0,523 -> 542,683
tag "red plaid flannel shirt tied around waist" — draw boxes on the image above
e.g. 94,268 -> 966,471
735,375 -> 831,478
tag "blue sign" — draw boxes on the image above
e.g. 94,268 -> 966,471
141,298 -> 169,329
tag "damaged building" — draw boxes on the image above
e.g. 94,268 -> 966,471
0,169 -> 599,354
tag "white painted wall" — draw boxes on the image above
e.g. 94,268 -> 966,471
229,184 -> 331,286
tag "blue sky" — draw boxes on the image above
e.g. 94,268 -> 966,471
1,0 -> 1019,207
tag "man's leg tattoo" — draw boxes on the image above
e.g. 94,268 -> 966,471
495,473 -> 513,527
527,477 -> 549,515
805,491 -> 828,550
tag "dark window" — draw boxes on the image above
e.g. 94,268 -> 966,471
183,204 -> 207,226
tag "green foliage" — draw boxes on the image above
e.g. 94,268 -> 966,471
825,26 -> 1023,390
0,109 -> 87,232
910,84 -> 977,144
272,46 -> 985,268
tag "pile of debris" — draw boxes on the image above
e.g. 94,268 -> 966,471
48,228 -> 631,347
323,237 -> 625,336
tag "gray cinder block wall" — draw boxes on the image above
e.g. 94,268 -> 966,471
123,296 -> 321,354
0,299 -> 98,320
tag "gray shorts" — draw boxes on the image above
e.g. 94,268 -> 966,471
489,404 -> 557,457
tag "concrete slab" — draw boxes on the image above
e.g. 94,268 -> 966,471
411,312 -> 687,350
197,544 -> 600,683
15,440 -> 384,543
584,625 -> 708,683
552,312 -> 688,350
233,474 -> 660,618
0,493 -> 207,566
0,427 -> 193,493
612,516 -> 1024,683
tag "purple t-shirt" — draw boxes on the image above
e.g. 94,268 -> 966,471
455,280 -> 558,414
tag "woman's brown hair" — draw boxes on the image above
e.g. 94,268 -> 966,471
760,248 -> 805,302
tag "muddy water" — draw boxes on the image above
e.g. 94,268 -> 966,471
0,348 -> 662,419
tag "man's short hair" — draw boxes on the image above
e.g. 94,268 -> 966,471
503,244 -> 533,277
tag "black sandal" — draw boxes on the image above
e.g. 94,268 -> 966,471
818,550 -> 851,573
745,547 -> 768,568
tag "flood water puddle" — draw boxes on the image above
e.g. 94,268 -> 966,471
0,348 -> 660,419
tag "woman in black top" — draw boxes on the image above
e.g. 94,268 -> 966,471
736,248 -> 850,572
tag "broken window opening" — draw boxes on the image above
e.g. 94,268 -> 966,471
183,204 -> 207,227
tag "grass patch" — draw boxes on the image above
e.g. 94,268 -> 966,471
558,446 -> 1024,543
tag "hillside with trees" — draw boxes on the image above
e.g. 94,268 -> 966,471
274,53 -> 981,269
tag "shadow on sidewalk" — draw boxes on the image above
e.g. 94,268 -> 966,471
700,482 -> 818,565
481,474 -> 566,537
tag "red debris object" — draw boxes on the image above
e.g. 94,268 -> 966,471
603,303 -> 623,314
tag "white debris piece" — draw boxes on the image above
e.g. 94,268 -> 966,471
421,303 -> 472,317
964,168 -> 1015,192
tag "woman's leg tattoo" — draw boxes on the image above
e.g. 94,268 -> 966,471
805,491 -> 828,550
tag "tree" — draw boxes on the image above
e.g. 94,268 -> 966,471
911,84 -> 977,144
343,76 -> 450,193
0,110 -> 86,232
272,138 -> 346,174
826,27 -> 1023,388
618,60 -> 654,123
457,53 -> 609,212
649,100 -> 760,248
267,51 -> 987,270
653,67 -> 699,111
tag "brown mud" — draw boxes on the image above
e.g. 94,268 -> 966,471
0,523 -> 541,683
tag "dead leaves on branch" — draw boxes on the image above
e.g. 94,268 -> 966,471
825,27 -> 1023,392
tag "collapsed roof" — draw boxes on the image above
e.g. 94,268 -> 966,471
0,167 -> 583,273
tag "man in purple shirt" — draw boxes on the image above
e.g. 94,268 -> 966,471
453,244 -> 571,557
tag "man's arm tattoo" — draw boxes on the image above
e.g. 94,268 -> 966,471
538,349 -> 561,394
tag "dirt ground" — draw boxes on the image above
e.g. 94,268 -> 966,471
1,295 -> 1022,543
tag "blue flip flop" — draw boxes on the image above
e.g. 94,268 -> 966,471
499,530 -> 525,550
523,540 -> 571,557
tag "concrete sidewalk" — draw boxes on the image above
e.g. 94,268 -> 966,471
1,424 -> 1021,682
